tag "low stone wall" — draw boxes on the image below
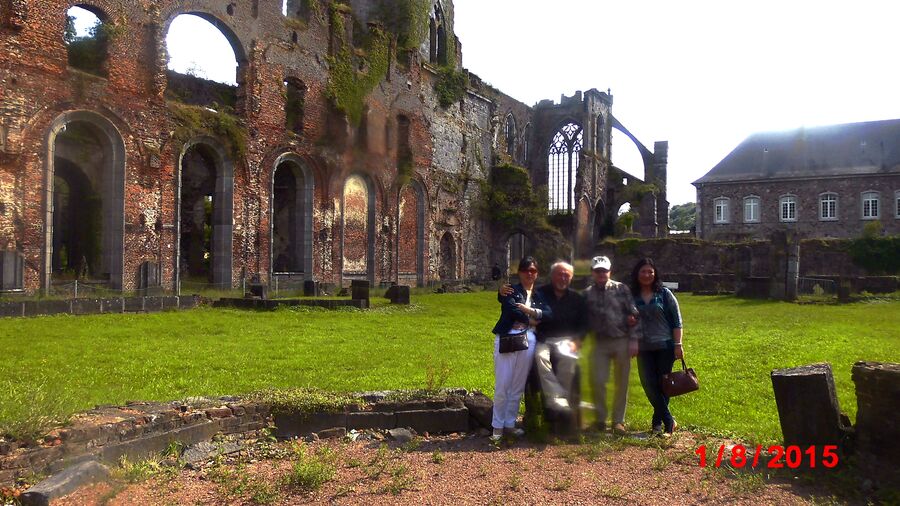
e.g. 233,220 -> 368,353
0,390 -> 493,486
0,399 -> 269,485
213,298 -> 368,310
0,295 -> 201,318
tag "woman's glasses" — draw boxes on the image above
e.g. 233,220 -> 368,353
520,268 -> 539,275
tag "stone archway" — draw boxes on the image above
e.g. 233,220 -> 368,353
397,180 -> 425,286
177,137 -> 234,289
271,154 -> 314,279
341,174 -> 376,284
45,110 -> 126,292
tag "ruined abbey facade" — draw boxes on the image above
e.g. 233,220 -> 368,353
0,0 -> 667,294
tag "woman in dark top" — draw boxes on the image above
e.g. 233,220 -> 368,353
630,258 -> 684,436
489,256 -> 552,441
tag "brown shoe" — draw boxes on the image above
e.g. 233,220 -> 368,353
613,423 -> 627,435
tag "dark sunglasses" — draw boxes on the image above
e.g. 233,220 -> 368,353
520,268 -> 539,274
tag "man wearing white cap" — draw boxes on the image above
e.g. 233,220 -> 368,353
583,255 -> 640,434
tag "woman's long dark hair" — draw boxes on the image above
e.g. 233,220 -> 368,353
517,256 -> 538,272
630,257 -> 662,293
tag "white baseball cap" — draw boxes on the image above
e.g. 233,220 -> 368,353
591,255 -> 612,271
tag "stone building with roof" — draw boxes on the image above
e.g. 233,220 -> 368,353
693,119 -> 900,241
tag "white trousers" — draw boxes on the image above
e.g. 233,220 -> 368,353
492,331 -> 537,429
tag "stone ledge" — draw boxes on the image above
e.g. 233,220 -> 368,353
0,390 -> 491,487
0,295 -> 200,319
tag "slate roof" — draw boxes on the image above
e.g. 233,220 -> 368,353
693,119 -> 900,185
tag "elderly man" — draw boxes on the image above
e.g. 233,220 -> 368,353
500,261 -> 586,426
532,261 -> 586,419
583,255 -> 640,434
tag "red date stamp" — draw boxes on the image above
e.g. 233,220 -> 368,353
695,444 -> 839,469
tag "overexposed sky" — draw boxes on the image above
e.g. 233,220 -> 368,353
453,0 -> 900,205
76,1 -> 900,205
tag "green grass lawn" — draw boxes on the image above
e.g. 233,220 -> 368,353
1,292 -> 898,444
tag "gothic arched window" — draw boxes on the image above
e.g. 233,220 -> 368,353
505,114 -> 517,157
548,122 -> 583,213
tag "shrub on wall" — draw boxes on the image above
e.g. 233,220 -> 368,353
847,236 -> 900,275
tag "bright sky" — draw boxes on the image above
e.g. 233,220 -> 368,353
72,1 -> 900,206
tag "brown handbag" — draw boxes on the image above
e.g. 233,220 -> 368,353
660,358 -> 699,397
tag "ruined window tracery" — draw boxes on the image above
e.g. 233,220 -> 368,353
522,124 -> 531,164
504,114 -> 517,157
429,4 -> 447,65
548,122 -> 583,214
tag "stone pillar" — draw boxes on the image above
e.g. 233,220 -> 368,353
852,361 -> 900,485
769,231 -> 787,300
771,363 -> 851,448
785,236 -> 800,301
652,141 -> 669,237
837,278 -> 851,303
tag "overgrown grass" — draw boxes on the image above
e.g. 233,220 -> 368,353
1,293 -> 897,444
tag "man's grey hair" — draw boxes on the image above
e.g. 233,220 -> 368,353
550,261 -> 574,275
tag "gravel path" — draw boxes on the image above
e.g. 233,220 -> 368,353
56,430 -> 829,505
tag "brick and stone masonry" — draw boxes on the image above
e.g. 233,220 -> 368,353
0,0 -> 668,294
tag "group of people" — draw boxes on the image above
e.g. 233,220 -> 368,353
490,255 -> 684,441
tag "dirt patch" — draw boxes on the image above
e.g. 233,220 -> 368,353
54,430 -> 833,505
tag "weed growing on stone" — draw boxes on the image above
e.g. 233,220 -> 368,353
112,455 -> 174,484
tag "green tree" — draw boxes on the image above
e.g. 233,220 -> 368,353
669,202 -> 697,231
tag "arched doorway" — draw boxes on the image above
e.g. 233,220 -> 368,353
177,139 -> 234,289
397,181 -> 425,286
271,155 -> 314,279
439,232 -> 456,281
45,111 -> 125,292
342,174 -> 375,284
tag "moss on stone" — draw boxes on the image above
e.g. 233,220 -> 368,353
434,66 -> 467,108
169,102 -> 248,159
325,6 -> 391,126
373,0 -> 430,51
479,164 -> 553,232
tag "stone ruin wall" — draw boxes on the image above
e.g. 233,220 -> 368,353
0,0 -> 667,294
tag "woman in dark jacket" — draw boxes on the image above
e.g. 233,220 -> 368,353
490,256 -> 552,440
630,258 -> 684,436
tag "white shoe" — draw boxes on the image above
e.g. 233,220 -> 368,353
490,428 -> 503,442
552,398 -> 570,409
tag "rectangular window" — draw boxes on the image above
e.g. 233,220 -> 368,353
744,197 -> 759,223
819,194 -> 837,220
714,198 -> 729,224
862,192 -> 879,219
780,196 -> 796,222
895,192 -> 900,218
